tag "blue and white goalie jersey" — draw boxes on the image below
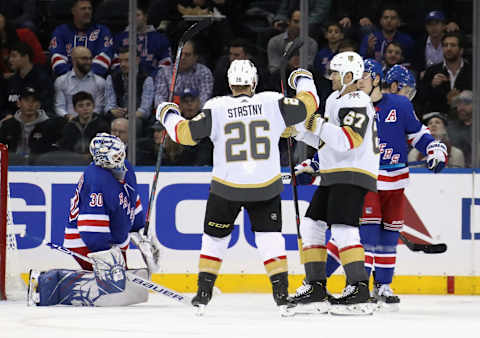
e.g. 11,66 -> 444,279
64,160 -> 144,253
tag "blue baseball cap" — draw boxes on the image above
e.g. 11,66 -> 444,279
180,87 -> 199,98
425,11 -> 445,23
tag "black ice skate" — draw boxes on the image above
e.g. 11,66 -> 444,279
287,280 -> 330,314
271,273 -> 296,317
373,283 -> 400,312
329,281 -> 376,315
191,272 -> 216,316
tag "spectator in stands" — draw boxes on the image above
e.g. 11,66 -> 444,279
382,41 -> 408,73
212,38 -> 269,97
114,5 -> 171,75
313,21 -> 344,79
359,6 -> 414,64
408,112 -> 465,168
154,40 -> 213,107
110,117 -> 129,146
163,87 -> 213,166
5,42 -> 54,118
420,31 -> 471,117
0,87 -> 49,155
0,1 -> 37,31
0,13 -> 46,77
105,47 -> 155,137
60,91 -> 109,154
54,46 -> 106,119
448,90 -> 472,168
49,0 -> 114,77
136,120 -> 163,165
412,11 -> 447,77
272,0 -> 331,40
267,9 -> 318,74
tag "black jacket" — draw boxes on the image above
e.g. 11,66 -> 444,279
60,114 -> 109,153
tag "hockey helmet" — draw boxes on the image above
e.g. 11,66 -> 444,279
385,65 -> 416,90
364,58 -> 384,81
227,59 -> 258,92
329,51 -> 364,86
89,133 -> 126,170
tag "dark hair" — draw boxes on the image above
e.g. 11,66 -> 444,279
338,38 -> 358,52
380,4 -> 401,19
384,41 -> 403,54
442,31 -> 465,49
325,21 -> 343,33
117,46 -> 140,57
72,0 -> 92,8
229,38 -> 253,56
72,91 -> 94,107
10,42 -> 34,62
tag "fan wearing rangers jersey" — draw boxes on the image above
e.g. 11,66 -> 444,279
324,62 -> 448,311
49,0 -> 114,77
27,133 -> 161,307
157,59 -> 315,316
288,51 -> 379,315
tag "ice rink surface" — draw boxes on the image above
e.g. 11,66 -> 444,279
1,293 -> 479,338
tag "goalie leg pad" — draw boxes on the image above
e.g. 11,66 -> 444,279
32,268 -> 149,306
88,247 -> 127,294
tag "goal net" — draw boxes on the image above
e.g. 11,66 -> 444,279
0,144 -> 25,300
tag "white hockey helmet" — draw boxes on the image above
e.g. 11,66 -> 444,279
227,59 -> 258,92
89,133 -> 126,169
329,51 -> 364,86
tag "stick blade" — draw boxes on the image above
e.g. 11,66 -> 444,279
422,243 -> 447,254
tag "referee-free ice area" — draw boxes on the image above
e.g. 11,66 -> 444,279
1,293 -> 479,338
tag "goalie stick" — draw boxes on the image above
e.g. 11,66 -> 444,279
279,37 -> 304,263
144,19 -> 213,237
399,233 -> 447,254
46,242 -> 192,305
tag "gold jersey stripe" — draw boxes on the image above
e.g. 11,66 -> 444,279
342,126 -> 363,148
264,259 -> 288,277
339,246 -> 365,266
212,174 -> 281,188
175,120 -> 196,146
199,257 -> 222,275
302,247 -> 327,263
318,167 -> 378,180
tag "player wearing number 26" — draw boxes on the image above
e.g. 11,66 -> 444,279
157,59 -> 317,316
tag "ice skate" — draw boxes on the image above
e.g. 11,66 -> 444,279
373,283 -> 400,312
191,287 -> 212,316
271,273 -> 296,317
287,280 -> 330,314
329,281 -> 376,315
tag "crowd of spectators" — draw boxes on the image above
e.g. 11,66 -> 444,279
0,0 -> 475,167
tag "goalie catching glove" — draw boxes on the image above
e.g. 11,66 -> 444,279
130,230 -> 161,273
426,141 -> 448,173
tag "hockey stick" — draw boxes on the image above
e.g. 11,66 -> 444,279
144,19 -> 213,237
399,233 -> 447,254
280,37 -> 304,263
380,161 -> 427,169
46,242 -> 192,305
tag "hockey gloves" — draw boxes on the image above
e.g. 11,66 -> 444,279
426,141 -> 448,173
130,230 -> 162,273
288,68 -> 313,90
293,156 -> 320,185
156,102 -> 181,126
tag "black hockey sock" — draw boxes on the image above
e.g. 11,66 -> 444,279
305,261 -> 326,283
198,272 -> 217,291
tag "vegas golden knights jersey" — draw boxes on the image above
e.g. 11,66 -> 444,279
160,92 -> 307,201
316,90 -> 380,191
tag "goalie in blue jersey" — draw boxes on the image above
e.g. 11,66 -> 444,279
27,133 -> 161,306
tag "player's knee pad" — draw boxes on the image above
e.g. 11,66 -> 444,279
200,233 -> 231,261
300,216 -> 327,247
255,232 -> 286,262
88,246 -> 126,294
330,224 -> 361,249
204,219 -> 235,238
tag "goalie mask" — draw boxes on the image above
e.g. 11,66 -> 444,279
227,59 -> 258,92
89,133 -> 126,170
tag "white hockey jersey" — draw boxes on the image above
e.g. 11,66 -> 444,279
316,90 -> 380,191
159,92 -> 307,201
